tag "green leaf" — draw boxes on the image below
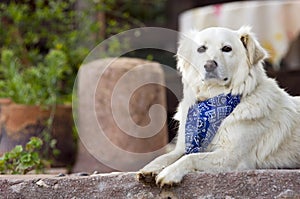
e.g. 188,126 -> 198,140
26,137 -> 43,151
11,145 -> 23,155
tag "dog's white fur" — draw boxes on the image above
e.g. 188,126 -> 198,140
137,26 -> 300,187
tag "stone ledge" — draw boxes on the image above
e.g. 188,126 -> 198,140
0,170 -> 299,198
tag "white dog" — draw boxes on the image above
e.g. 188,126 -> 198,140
137,26 -> 300,187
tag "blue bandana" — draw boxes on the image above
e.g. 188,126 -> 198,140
185,93 -> 241,154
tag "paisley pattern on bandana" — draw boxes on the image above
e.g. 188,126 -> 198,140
185,93 -> 241,154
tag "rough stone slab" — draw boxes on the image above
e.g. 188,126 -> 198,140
0,170 -> 299,198
74,57 -> 168,172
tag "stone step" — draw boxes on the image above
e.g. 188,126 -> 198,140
0,170 -> 299,198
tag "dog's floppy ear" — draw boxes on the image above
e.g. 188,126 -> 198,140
238,26 -> 268,65
176,31 -> 198,72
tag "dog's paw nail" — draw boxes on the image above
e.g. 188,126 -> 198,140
156,180 -> 173,189
155,172 -> 181,188
137,171 -> 157,184
156,181 -> 164,188
136,172 -> 145,181
156,176 -> 166,188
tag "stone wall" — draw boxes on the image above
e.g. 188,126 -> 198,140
1,170 -> 299,198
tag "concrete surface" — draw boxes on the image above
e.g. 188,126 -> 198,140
0,170 -> 299,198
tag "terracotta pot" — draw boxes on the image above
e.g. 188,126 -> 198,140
0,99 -> 76,167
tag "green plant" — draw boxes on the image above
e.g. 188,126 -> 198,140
0,49 -> 63,167
0,137 -> 50,174
0,0 -> 97,104
0,0 -> 167,104
0,49 -> 68,105
0,0 -> 148,104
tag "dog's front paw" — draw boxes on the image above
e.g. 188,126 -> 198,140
155,165 -> 185,187
136,164 -> 164,184
136,170 -> 157,184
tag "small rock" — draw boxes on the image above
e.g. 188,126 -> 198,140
275,189 -> 298,198
225,196 -> 234,199
36,180 -> 49,188
93,171 -> 100,175
56,173 -> 66,177
10,183 -> 23,193
91,171 -> 102,177
76,172 -> 90,176
53,184 -> 59,189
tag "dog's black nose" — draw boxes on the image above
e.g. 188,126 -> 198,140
204,60 -> 218,72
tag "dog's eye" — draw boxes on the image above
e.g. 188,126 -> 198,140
221,45 -> 232,52
197,46 -> 207,53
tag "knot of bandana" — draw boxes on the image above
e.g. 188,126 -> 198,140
185,93 -> 241,154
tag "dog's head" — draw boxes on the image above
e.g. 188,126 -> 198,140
177,26 -> 268,99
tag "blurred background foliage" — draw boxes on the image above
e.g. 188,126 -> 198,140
0,0 -> 167,105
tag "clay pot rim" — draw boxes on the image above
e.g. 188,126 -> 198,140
0,98 -> 71,109
0,98 -> 12,105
